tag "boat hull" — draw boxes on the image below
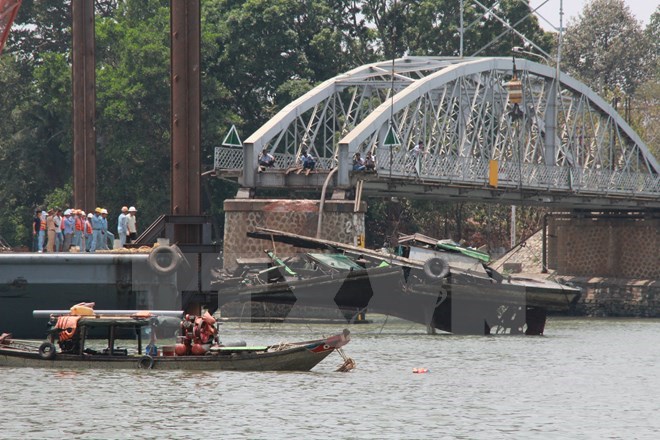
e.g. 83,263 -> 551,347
217,266 -> 580,334
0,332 -> 349,371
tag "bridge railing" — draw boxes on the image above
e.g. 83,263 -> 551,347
215,146 -> 659,198
374,149 -> 660,197
214,147 -> 243,170
215,147 -> 336,172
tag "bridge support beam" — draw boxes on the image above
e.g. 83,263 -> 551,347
72,0 -> 96,211
170,0 -> 201,243
543,80 -> 558,165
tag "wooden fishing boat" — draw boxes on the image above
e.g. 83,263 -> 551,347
0,306 -> 351,371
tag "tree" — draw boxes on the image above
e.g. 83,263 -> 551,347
8,0 -> 71,62
629,7 -> 659,157
203,0 -> 376,133
361,0 -> 553,58
562,0 -> 652,96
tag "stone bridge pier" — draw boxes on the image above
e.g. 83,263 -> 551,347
223,198 -> 365,270
547,212 -> 659,317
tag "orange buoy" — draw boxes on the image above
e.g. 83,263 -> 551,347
174,343 -> 188,356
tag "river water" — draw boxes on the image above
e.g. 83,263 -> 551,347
1,317 -> 659,439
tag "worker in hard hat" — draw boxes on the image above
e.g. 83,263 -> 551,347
99,209 -> 114,250
89,208 -> 103,253
127,206 -> 138,243
117,206 -> 129,247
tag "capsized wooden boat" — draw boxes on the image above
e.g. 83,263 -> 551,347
218,228 -> 581,335
0,309 -> 351,371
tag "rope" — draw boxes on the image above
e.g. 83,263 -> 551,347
335,347 -> 356,372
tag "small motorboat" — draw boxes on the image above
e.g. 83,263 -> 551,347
0,303 -> 352,371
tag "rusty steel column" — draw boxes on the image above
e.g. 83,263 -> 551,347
170,0 -> 201,243
72,0 -> 96,211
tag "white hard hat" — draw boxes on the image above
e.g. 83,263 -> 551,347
101,209 -> 108,214
128,206 -> 137,212
87,213 -> 93,218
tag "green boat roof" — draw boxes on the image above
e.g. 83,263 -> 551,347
435,242 -> 491,263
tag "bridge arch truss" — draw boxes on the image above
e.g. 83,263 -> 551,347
216,57 -> 659,209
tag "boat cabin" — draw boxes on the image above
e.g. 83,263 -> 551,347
48,315 -> 153,356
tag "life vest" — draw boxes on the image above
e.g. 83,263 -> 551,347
85,220 -> 92,234
56,315 -> 81,341
75,217 -> 83,231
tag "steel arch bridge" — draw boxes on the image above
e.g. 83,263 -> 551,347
215,57 -> 660,210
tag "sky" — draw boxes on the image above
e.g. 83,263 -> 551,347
529,0 -> 658,31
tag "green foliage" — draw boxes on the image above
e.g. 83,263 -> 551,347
562,0 -> 652,95
43,184 -> 73,212
361,0 -> 553,58
0,0 -> 560,251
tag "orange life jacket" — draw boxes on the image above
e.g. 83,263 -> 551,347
75,217 -> 83,231
56,316 -> 81,341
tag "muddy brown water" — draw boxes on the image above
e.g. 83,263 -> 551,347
2,317 -> 659,439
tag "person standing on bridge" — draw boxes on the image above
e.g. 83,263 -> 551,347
62,209 -> 75,252
53,208 -> 63,252
127,206 -> 138,243
117,206 -> 129,247
37,210 -> 47,253
100,208 -> 114,249
45,209 -> 56,253
32,209 -> 41,252
84,213 -> 94,251
89,208 -> 104,253
409,141 -> 425,175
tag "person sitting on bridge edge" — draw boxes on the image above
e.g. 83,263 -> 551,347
352,152 -> 366,171
301,149 -> 315,173
364,152 -> 376,171
258,148 -> 275,172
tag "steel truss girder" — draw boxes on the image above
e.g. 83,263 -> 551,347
220,57 -> 658,206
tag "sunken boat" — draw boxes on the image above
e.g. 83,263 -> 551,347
213,228 -> 580,335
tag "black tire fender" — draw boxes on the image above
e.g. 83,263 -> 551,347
137,355 -> 154,369
423,257 -> 450,280
148,245 -> 182,275
38,341 -> 57,360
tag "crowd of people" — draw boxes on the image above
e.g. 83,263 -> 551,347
32,206 -> 138,253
